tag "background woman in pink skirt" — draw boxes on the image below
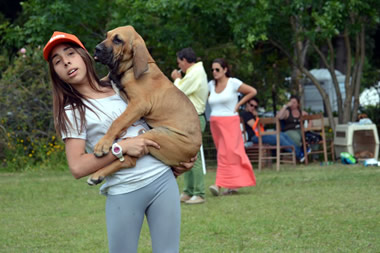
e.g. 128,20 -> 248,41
208,58 -> 257,196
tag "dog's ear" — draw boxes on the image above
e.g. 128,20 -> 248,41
132,41 -> 149,79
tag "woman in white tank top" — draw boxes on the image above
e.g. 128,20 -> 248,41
207,58 -> 257,196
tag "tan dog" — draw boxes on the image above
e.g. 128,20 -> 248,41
88,25 -> 202,185
355,150 -> 374,159
357,113 -> 368,121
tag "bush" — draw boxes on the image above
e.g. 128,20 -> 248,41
2,133 -> 67,172
0,46 -> 66,171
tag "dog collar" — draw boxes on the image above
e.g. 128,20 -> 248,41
111,143 -> 124,162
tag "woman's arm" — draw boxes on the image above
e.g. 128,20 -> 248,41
277,102 -> 291,120
235,84 -> 257,112
65,137 -> 160,179
245,118 -> 256,128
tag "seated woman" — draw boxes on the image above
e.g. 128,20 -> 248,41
276,95 -> 308,147
241,97 -> 305,162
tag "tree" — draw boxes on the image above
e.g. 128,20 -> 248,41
228,0 -> 380,131
0,0 -> 114,59
2,0 -> 379,132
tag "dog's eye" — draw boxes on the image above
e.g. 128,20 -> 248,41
112,35 -> 123,45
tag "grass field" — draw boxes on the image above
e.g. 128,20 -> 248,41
1,163 -> 379,252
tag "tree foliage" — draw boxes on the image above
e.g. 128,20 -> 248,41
0,0 -> 380,167
226,0 -> 380,130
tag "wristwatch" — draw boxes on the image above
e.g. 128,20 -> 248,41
111,143 -> 124,162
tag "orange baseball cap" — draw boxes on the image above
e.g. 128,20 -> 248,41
43,31 -> 87,61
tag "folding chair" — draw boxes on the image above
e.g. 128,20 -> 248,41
241,118 -> 272,168
300,114 -> 335,164
242,118 -> 296,171
257,117 -> 296,171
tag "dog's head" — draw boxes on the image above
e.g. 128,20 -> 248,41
358,113 -> 368,121
94,26 -> 149,79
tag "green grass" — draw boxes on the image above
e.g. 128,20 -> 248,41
1,163 -> 379,252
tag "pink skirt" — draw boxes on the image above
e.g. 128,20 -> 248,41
210,115 -> 256,188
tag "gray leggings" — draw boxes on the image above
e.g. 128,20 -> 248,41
105,169 -> 180,253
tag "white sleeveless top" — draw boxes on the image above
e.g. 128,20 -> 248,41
208,77 -> 242,116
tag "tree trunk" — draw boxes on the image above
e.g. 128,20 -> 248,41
318,44 -> 328,69
335,35 -> 347,74
290,65 -> 301,96
341,28 -> 354,123
272,83 -> 277,116
351,25 -> 366,122
311,40 -> 344,125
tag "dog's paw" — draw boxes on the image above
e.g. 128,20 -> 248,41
87,176 -> 105,186
93,146 -> 110,157
94,151 -> 107,158
94,140 -> 112,157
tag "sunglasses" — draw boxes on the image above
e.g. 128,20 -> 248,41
211,68 -> 221,72
249,103 -> 258,109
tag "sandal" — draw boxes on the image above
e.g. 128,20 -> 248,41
222,189 -> 239,196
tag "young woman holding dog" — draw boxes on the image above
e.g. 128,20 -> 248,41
43,31 -> 194,253
208,58 -> 257,196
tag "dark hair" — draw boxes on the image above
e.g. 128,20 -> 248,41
290,95 -> 300,103
290,95 -> 299,103
248,97 -> 259,106
48,43 -> 105,137
212,58 -> 231,86
289,95 -> 300,109
212,58 -> 231,77
176,47 -> 197,63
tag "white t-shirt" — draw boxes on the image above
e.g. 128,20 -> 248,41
61,93 -> 170,196
208,77 -> 242,116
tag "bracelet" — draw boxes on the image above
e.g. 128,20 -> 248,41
111,143 -> 125,162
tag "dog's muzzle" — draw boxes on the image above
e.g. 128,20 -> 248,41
94,43 -> 114,67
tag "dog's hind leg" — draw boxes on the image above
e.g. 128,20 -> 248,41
87,155 -> 138,185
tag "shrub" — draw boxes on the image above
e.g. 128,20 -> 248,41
2,133 -> 67,172
0,46 -> 66,171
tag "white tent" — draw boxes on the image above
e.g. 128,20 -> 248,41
303,68 -> 347,113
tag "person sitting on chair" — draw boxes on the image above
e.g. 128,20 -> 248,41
241,97 -> 305,162
276,95 -> 309,147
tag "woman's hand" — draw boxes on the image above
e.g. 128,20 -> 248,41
234,104 -> 241,113
236,84 -> 257,113
172,155 -> 198,177
118,137 -> 160,158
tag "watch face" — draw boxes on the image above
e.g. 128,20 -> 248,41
112,144 -> 122,156
113,146 -> 121,153
112,144 -> 124,161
